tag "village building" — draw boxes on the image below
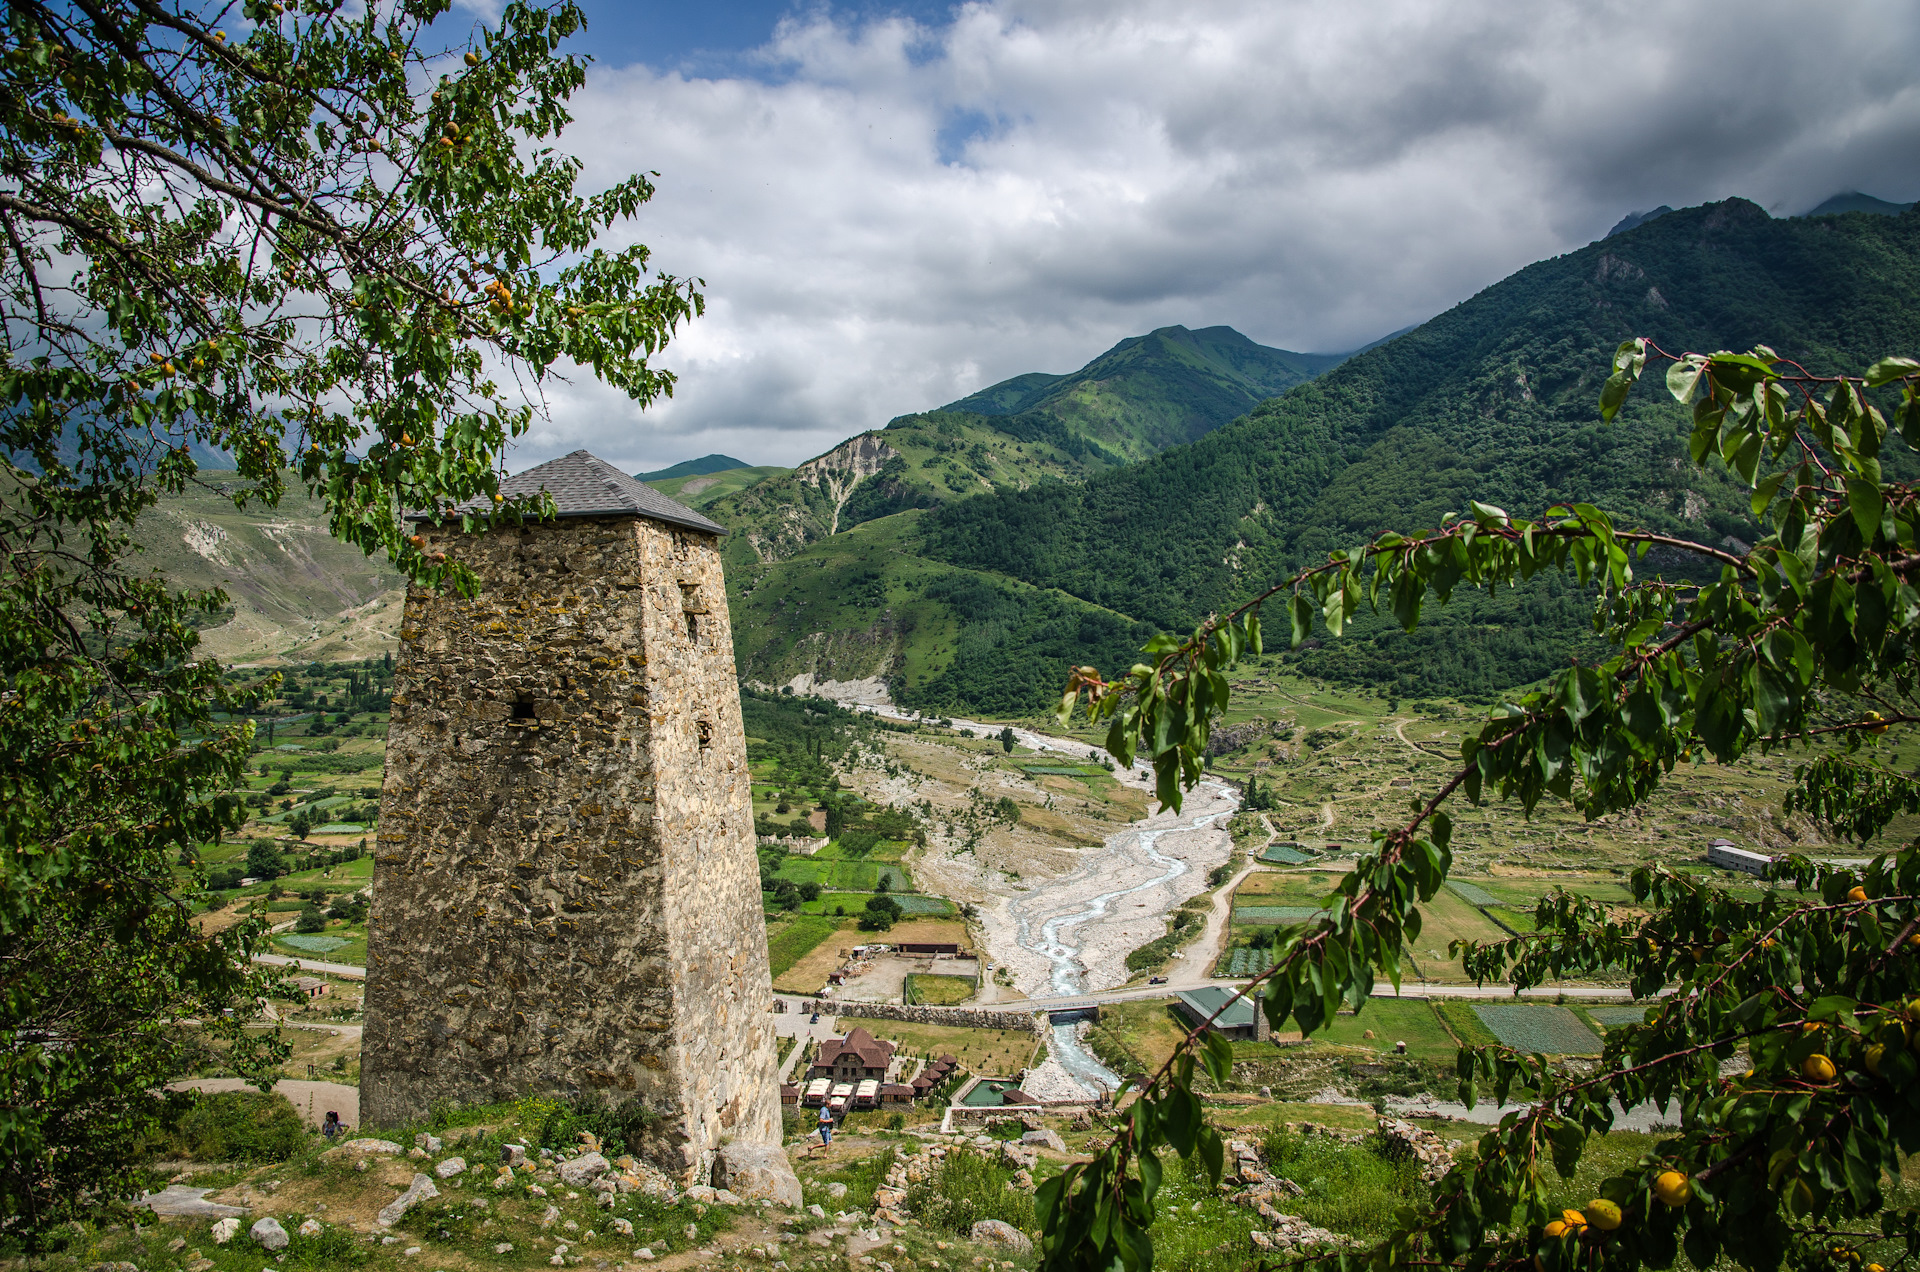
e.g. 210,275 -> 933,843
1173,985 -> 1271,1042
808,1026 -> 897,1082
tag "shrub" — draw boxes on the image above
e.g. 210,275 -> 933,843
171,1090 -> 308,1162
294,906 -> 326,933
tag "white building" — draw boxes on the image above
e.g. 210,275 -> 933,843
1707,839 -> 1773,878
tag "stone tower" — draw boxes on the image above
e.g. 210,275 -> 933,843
361,451 -> 783,1186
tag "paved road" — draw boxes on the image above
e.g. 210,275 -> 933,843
254,953 -> 366,979
1166,857 -> 1261,990
990,979 -> 1644,1015
771,995 -> 841,1082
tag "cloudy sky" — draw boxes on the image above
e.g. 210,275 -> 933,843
509,0 -> 1920,475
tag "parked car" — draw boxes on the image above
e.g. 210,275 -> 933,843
1147,975 -> 1167,984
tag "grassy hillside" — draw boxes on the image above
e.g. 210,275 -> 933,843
911,199 -> 1920,703
136,473 -> 403,665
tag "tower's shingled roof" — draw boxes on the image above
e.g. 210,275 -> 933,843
412,449 -> 724,535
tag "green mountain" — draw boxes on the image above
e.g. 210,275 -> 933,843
941,324 -> 1347,459
645,464 -> 793,509
636,453 -> 752,480
705,324 -> 1346,578
1804,190 -> 1914,218
708,325 -> 1356,699
912,198 -> 1920,703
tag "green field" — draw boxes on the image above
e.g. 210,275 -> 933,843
1471,1004 -> 1603,1055
904,973 -> 975,1006
1289,999 -> 1464,1061
772,857 -> 912,893
766,916 -> 846,978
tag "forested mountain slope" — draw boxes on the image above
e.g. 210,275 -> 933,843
941,324 -> 1346,459
912,199 -> 1920,699
703,324 -> 1346,576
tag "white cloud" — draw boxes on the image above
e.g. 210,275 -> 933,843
522,0 -> 1920,474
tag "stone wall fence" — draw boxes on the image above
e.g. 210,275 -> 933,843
825,1002 -> 1041,1032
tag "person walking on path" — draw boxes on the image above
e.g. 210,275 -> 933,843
816,1104 -> 834,1152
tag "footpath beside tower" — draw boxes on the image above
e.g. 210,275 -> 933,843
360,451 -> 792,1195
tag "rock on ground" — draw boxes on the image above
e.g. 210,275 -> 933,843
338,1138 -> 403,1154
250,1217 -> 289,1250
134,1186 -> 248,1219
970,1219 -> 1033,1255
377,1173 -> 441,1227
210,1218 -> 239,1245
435,1156 -> 468,1178
555,1152 -> 608,1187
1020,1127 -> 1067,1153
1374,1119 -> 1456,1185
714,1142 -> 802,1207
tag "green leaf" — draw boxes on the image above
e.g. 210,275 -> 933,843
1864,355 -> 1920,387
1750,470 -> 1787,518
1848,475 -> 1885,542
1289,593 -> 1313,648
1200,1028 -> 1235,1087
1667,356 -> 1708,403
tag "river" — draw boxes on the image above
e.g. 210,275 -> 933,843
840,700 -> 1238,1095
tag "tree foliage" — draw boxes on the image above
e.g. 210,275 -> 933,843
1042,342 -> 1920,1270
1,0 -> 694,1232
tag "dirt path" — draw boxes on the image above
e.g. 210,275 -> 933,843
171,1078 -> 362,1129
1393,716 -> 1454,760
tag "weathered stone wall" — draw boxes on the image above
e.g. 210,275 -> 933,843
824,1003 -> 1042,1032
361,516 -> 780,1185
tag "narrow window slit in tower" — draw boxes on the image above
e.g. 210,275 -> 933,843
510,700 -> 535,721
697,720 -> 712,749
685,612 -> 699,641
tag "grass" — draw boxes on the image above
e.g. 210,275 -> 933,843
1086,998 -> 1194,1078
1278,999 -> 1463,1061
766,915 -> 847,980
903,973 -> 975,1006
904,1147 -> 1035,1238
1258,1124 -> 1430,1243
847,1021 -> 1040,1077
1433,1000 -> 1500,1047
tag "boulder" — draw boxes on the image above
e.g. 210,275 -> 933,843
250,1217 -> 289,1251
134,1185 -> 247,1219
501,1143 -> 528,1167
435,1157 -> 468,1179
713,1142 -> 802,1208
1019,1128 -> 1066,1153
970,1219 -> 1033,1255
338,1138 -> 403,1154
297,1218 -> 323,1237
377,1174 -> 441,1227
414,1133 -> 443,1153
210,1217 -> 240,1245
555,1152 -> 608,1187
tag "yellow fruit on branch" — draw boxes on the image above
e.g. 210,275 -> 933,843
1802,1054 -> 1837,1083
1586,1199 -> 1623,1230
1561,1209 -> 1587,1230
1865,710 -> 1888,734
1543,1220 -> 1568,1238
1653,1171 -> 1692,1207
1848,886 -> 1869,902
1865,1045 -> 1885,1076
